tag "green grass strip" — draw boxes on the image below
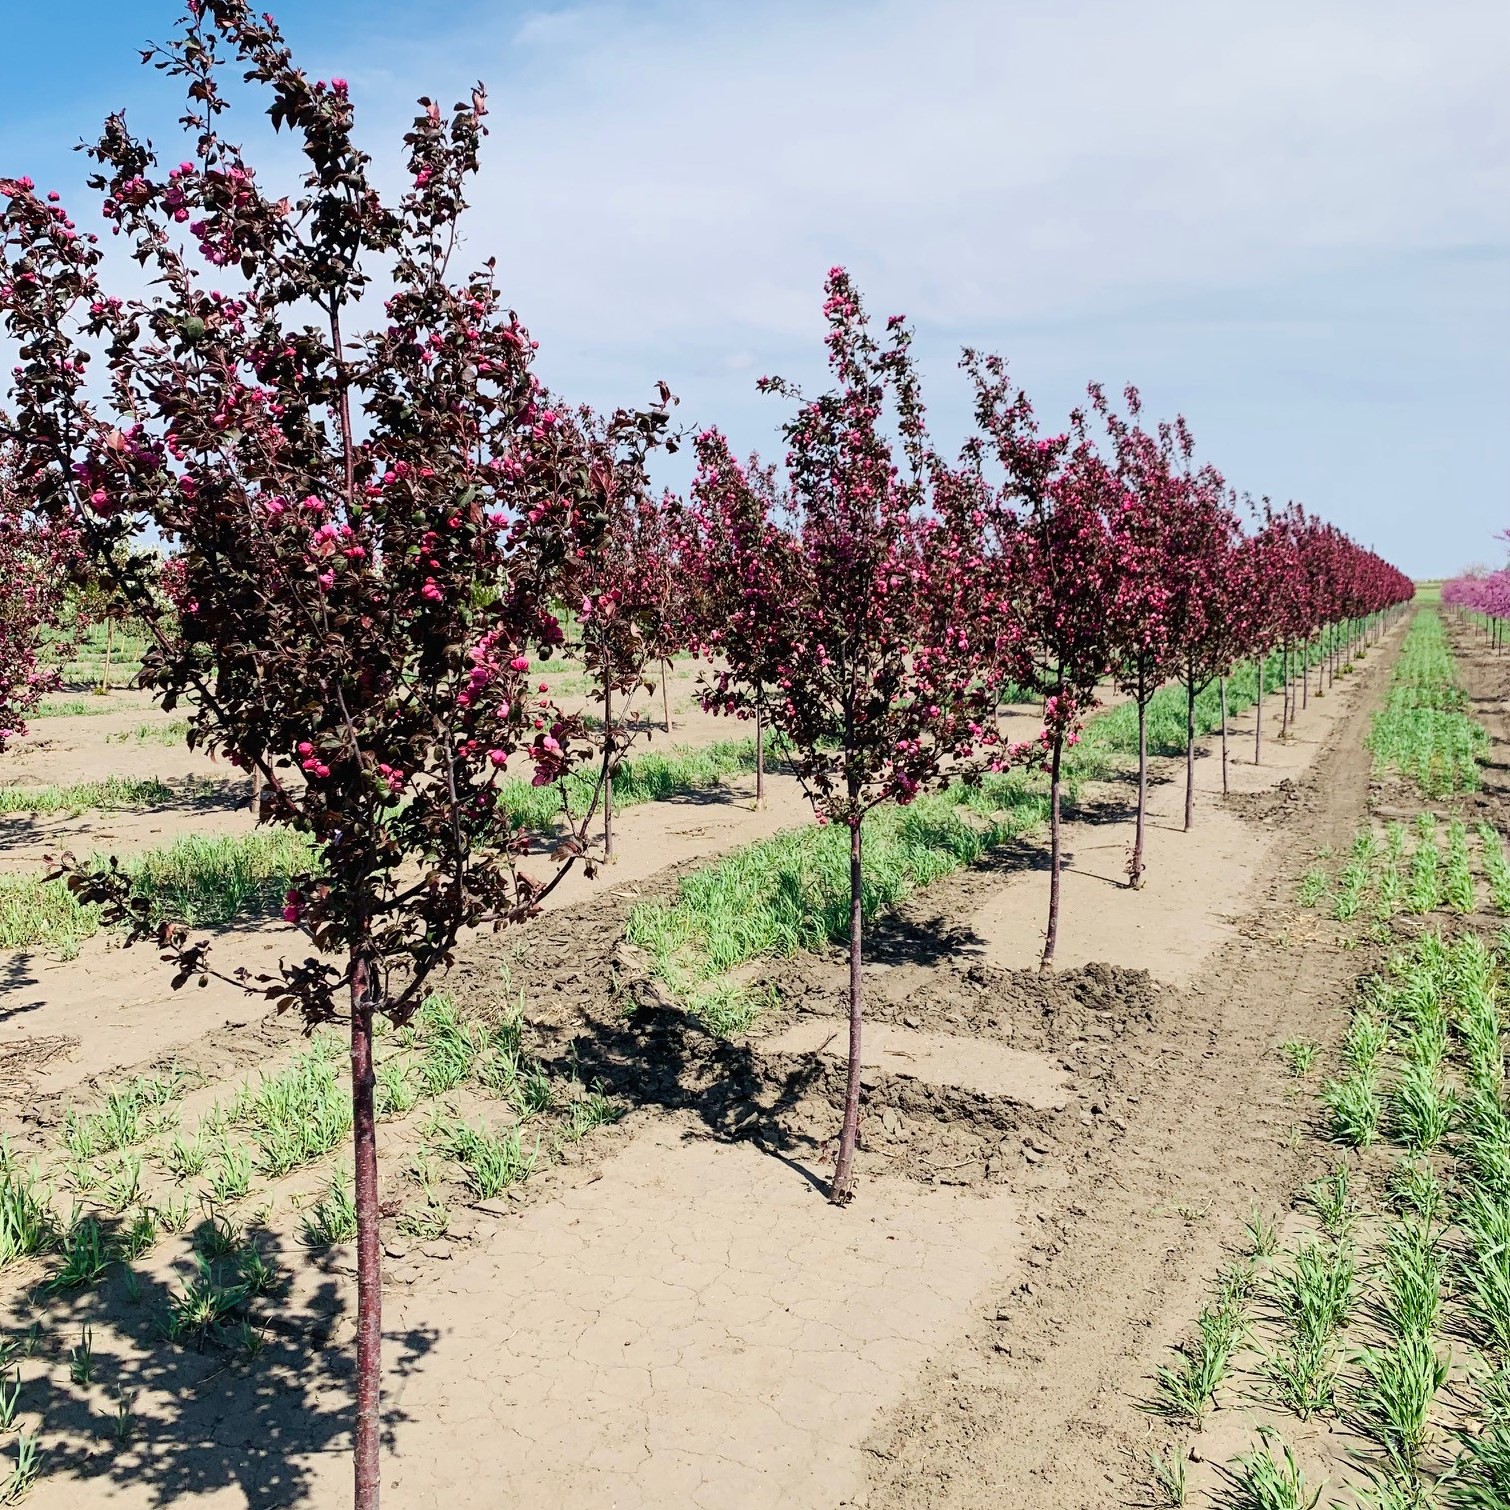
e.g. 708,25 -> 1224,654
0,829 -> 314,955
497,734 -> 770,829
107,719 -> 191,746
1367,609 -> 1487,797
625,764 -> 1092,1034
0,776 -> 173,817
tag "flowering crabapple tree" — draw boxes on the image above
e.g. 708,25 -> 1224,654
1092,385 -> 1187,888
1202,524 -> 1266,796
492,398 -> 684,862
0,438 -> 71,753
0,6 -> 669,1504
1159,463 -> 1242,830
709,270 -> 1001,1203
683,428 -> 796,808
963,353 -> 1118,969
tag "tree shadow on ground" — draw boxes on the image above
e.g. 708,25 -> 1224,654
3,1218 -> 436,1508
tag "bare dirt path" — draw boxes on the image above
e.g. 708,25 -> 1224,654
862,635 -> 1404,1507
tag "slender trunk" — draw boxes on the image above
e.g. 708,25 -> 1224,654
1302,634 -> 1309,709
754,693 -> 765,808
830,818 -> 865,1204
1041,728 -> 1064,971
1220,675 -> 1229,796
248,766 -> 263,816
1281,641 -> 1291,738
660,657 -> 672,734
1254,652 -> 1264,766
602,656 -> 614,860
349,957 -> 382,1510
1183,673 -> 1196,831
1130,672 -> 1148,889
101,619 -> 114,694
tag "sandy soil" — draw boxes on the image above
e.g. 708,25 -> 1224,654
0,625 -> 1410,1508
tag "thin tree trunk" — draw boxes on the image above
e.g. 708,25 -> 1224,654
1302,635 -> 1309,709
660,657 -> 672,734
1281,641 -> 1291,738
1254,652 -> 1264,766
1183,674 -> 1196,831
248,766 -> 263,816
1220,675 -> 1229,796
1041,727 -> 1064,971
1131,672 -> 1148,889
602,654 -> 614,860
831,818 -> 865,1204
101,619 -> 114,694
754,693 -> 765,808
349,957 -> 382,1510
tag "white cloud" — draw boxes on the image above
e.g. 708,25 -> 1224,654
336,0 -> 1509,355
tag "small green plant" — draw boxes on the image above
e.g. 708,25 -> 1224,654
512,1064 -> 555,1119
1264,1240 -> 1354,1420
47,1214 -> 109,1292
1244,1210 -> 1280,1259
1448,1365 -> 1510,1509
0,1373 -> 20,1432
116,1206 -> 159,1261
163,1132 -> 211,1181
375,1062 -> 417,1119
234,1241 -> 281,1298
1334,834 -> 1378,920
1279,1040 -> 1320,1077
1153,1286 -> 1249,1424
1216,1427 -> 1323,1510
300,1169 -> 358,1248
1323,1070 -> 1381,1147
1445,819 -> 1477,914
163,1254 -> 249,1346
195,1210 -> 243,1260
1478,821 -> 1510,916
1,1427 -> 43,1505
414,995 -> 487,1096
102,1153 -> 144,1213
1373,1220 -> 1443,1342
1344,1010 -> 1390,1073
1405,817 -> 1445,914
1305,1165 -> 1356,1239
1389,1059 -> 1455,1152
396,1200 -> 449,1241
111,1386 -> 137,1445
0,1156 -> 53,1268
154,1195 -> 192,1235
1456,1187 -> 1510,1354
1149,1443 -> 1188,1506
560,1090 -> 621,1142
207,1145 -> 253,1204
1297,870 -> 1329,909
1349,1332 -> 1450,1479
236,1049 -> 351,1177
67,1323 -> 94,1386
432,1119 -> 537,1199
1389,1160 -> 1445,1225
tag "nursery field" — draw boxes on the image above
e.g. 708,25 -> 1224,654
8,605 -> 1498,1507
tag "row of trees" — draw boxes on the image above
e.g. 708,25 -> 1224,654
1444,569 -> 1510,648
0,5 -> 1412,1504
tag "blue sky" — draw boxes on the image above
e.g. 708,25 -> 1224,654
3,0 -> 1506,576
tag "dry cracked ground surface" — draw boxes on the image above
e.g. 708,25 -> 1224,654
1,627 -> 1407,1509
